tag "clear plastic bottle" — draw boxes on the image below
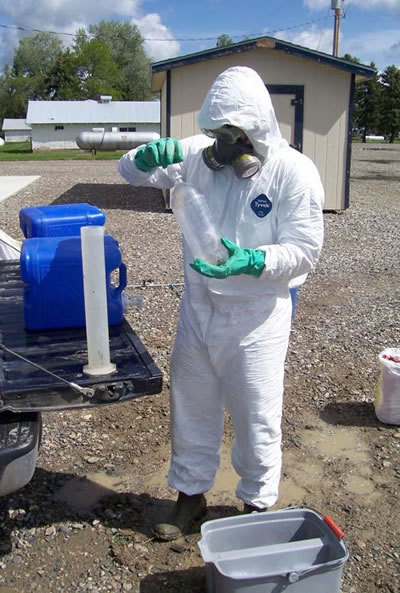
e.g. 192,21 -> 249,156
170,181 -> 227,265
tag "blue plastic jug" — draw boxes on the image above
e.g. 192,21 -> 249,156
20,235 -> 127,331
19,203 -> 105,238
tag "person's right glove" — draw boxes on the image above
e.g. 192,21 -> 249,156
190,238 -> 265,279
134,138 -> 183,172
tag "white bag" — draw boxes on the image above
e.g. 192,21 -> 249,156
375,347 -> 400,425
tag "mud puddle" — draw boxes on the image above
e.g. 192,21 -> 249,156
53,472 -> 132,512
302,420 -> 369,462
300,420 -> 382,505
144,441 -> 239,503
53,420 -> 381,514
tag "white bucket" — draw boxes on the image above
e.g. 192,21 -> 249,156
375,347 -> 400,425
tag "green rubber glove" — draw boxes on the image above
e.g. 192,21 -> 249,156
134,137 -> 183,172
190,238 -> 265,279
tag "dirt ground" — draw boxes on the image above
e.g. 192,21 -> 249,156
0,144 -> 399,593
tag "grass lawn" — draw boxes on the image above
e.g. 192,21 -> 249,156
2,139 -> 397,162
0,141 -> 127,161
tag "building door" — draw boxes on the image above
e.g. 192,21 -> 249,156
267,85 -> 304,152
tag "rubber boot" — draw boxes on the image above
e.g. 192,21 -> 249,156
243,503 -> 268,514
153,492 -> 207,541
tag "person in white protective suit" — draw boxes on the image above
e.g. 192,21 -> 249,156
0,230 -> 21,261
118,66 -> 324,541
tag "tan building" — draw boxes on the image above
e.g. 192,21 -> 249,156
151,37 -> 374,210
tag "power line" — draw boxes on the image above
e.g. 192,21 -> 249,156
316,8 -> 332,52
0,16 -> 330,43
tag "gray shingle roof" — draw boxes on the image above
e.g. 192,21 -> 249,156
26,100 -> 160,125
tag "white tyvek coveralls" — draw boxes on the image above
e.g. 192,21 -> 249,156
119,66 -> 324,508
0,230 -> 21,260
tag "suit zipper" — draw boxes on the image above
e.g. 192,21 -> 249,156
217,187 -> 231,231
204,303 -> 215,345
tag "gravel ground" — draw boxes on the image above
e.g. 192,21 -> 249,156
0,144 -> 399,593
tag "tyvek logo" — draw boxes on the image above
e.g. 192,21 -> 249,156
251,194 -> 272,218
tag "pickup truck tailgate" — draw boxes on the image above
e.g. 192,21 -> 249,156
0,261 -> 163,412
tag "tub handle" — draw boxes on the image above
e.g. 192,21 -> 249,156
116,263 -> 127,294
323,515 -> 345,540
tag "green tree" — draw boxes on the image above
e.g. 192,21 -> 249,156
216,34 -> 234,47
353,62 -> 381,142
75,21 -> 153,100
379,65 -> 400,143
75,37 -> 122,99
8,32 -> 64,104
45,49 -> 83,100
13,32 -> 63,77
342,53 -> 360,63
1,21 -> 154,117
0,66 -> 31,119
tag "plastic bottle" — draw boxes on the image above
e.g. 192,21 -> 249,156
170,181 -> 227,265
20,234 -> 126,331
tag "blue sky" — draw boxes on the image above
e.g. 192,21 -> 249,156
1,0 -> 400,72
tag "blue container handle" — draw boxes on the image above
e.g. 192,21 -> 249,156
116,262 -> 127,295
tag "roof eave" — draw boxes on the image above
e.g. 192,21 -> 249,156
272,39 -> 375,78
152,71 -> 166,93
152,39 -> 261,74
152,37 -> 375,79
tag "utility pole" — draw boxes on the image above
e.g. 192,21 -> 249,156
331,0 -> 342,57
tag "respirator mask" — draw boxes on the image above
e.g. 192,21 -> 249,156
201,125 -> 261,179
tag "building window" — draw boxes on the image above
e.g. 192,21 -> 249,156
55,125 -> 64,131
120,127 -> 136,132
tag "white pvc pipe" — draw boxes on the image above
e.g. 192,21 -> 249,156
80,226 -> 116,376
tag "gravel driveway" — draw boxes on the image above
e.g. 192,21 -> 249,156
0,145 -> 399,593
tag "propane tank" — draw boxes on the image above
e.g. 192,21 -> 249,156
76,131 -> 160,151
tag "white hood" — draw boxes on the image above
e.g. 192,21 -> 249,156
197,66 -> 287,159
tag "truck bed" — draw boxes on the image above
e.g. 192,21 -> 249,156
0,261 -> 162,412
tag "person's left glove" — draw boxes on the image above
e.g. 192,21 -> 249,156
134,137 -> 183,172
190,237 -> 265,279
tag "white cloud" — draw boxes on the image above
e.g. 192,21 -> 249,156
133,13 -> 180,61
352,0 -> 400,6
0,0 -> 180,67
274,25 -> 334,54
275,23 -> 400,71
0,28 -> 21,67
304,0 -> 400,11
303,0 -> 328,8
1,0 -> 142,25
341,28 -> 400,69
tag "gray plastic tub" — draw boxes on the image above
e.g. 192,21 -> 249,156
198,508 -> 348,593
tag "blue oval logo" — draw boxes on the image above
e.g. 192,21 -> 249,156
251,194 -> 272,218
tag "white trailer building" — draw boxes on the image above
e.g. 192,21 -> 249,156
2,119 -> 32,143
26,96 -> 160,151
